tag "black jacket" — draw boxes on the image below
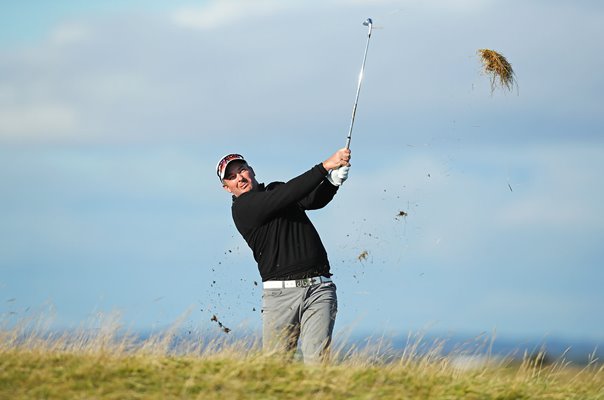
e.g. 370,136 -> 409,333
231,164 -> 338,281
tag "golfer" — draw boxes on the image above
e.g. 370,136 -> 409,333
216,148 -> 351,363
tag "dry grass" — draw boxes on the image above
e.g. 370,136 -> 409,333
478,48 -> 517,94
1,315 -> 603,399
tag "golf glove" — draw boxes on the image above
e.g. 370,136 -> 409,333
327,166 -> 350,186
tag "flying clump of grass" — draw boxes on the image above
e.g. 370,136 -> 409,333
477,48 -> 517,94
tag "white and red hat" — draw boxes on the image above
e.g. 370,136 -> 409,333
216,153 -> 246,181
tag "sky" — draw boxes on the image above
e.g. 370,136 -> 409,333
1,0 -> 603,345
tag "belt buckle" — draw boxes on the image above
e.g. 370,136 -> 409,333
295,278 -> 316,287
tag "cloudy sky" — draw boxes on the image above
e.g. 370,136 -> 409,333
1,0 -> 603,343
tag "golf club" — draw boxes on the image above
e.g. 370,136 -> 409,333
345,18 -> 373,150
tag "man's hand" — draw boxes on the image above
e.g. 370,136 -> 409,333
327,166 -> 350,186
323,148 -> 351,171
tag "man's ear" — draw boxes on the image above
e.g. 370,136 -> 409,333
222,184 -> 233,194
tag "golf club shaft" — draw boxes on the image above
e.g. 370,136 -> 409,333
345,18 -> 373,150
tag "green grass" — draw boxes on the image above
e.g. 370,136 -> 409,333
1,318 -> 602,399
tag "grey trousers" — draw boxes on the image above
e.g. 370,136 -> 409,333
262,281 -> 337,363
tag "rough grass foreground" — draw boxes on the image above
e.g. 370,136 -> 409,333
1,323 -> 603,399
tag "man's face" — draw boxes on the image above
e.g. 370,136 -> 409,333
222,160 -> 258,197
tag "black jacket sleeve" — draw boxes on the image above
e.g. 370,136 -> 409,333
297,179 -> 338,210
233,164 -> 334,234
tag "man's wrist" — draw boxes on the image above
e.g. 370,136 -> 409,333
318,163 -> 329,175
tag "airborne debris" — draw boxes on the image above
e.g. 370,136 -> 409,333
477,48 -> 517,94
396,210 -> 408,218
357,250 -> 369,262
210,314 -> 231,334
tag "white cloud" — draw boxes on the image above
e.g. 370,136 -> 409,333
74,73 -> 149,103
315,141 -> 604,274
494,145 -> 604,230
1,0 -> 601,147
49,23 -> 91,46
496,198 -> 587,229
0,104 -> 78,138
171,0 -> 288,30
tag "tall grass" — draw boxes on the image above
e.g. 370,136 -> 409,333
1,314 -> 602,399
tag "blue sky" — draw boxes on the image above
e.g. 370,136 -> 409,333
1,0 -> 603,343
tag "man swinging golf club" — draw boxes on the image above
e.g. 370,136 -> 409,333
216,149 -> 350,363
216,17 -> 372,363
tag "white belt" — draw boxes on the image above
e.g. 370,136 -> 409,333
263,276 -> 332,289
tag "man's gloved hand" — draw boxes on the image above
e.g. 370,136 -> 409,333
326,166 -> 350,186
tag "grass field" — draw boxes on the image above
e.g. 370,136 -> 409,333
1,319 -> 602,399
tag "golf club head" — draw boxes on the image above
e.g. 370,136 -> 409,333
363,18 -> 373,26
